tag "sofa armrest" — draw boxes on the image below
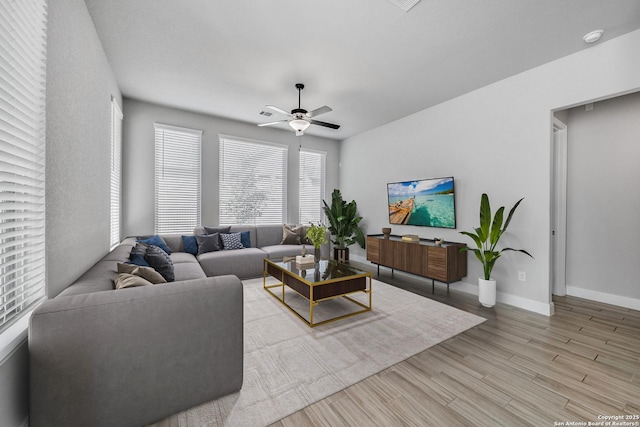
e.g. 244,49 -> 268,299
29,275 -> 243,427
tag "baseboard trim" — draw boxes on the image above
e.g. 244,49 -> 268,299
566,286 -> 640,311
350,254 -> 554,316
455,280 -> 554,316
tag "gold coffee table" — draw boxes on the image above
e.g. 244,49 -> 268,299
263,258 -> 372,327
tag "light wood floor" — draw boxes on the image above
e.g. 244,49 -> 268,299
271,264 -> 640,427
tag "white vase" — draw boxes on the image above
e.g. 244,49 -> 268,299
478,278 -> 497,307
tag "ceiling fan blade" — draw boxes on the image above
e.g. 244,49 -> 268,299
306,106 -> 332,118
265,105 -> 291,116
310,119 -> 340,130
258,120 -> 287,127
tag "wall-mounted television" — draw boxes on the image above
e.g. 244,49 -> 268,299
387,176 -> 456,228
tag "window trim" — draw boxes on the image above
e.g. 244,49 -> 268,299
110,96 -> 123,248
0,0 -> 48,355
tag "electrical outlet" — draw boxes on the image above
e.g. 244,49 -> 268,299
518,271 -> 526,282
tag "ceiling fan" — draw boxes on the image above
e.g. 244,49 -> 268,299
258,83 -> 340,136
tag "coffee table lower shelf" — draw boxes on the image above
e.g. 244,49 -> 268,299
263,259 -> 373,327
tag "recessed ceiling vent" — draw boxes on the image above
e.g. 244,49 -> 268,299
259,110 -> 273,117
388,0 -> 421,12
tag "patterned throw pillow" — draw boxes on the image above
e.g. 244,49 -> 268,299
143,244 -> 175,282
220,232 -> 245,250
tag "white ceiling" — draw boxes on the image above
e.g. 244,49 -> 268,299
84,0 -> 640,140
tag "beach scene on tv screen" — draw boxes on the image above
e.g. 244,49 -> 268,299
387,177 -> 456,228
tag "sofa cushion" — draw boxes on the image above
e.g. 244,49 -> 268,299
262,244 -> 314,261
137,235 -> 172,255
221,232 -> 244,250
114,273 -> 153,289
255,224 -> 288,248
144,245 -> 175,282
196,233 -> 221,254
197,248 -> 266,279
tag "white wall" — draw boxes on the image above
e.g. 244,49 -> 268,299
122,99 -> 340,237
564,92 -> 640,309
340,29 -> 640,315
46,0 -> 122,297
0,0 -> 122,426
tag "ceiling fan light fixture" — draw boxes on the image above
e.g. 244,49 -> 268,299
289,118 -> 310,134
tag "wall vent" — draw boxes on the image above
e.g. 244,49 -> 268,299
259,110 -> 273,117
388,0 -> 421,12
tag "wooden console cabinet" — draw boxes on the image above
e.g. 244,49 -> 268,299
366,234 -> 467,292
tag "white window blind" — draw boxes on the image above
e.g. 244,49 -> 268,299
154,123 -> 202,234
299,149 -> 326,224
0,0 -> 47,332
110,97 -> 123,248
219,135 -> 288,225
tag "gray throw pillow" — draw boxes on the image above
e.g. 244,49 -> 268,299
196,233 -> 221,255
144,245 -> 175,282
204,226 -> 231,235
281,224 -> 301,245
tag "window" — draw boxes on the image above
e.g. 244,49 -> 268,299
110,97 -> 123,248
219,135 -> 288,225
154,123 -> 202,234
299,149 -> 326,224
0,0 -> 47,334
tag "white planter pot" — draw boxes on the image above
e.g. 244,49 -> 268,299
478,278 -> 497,307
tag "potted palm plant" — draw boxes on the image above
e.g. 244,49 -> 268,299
322,189 -> 366,263
460,193 -> 533,307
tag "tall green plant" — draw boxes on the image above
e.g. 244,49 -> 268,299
322,189 -> 366,249
460,193 -> 533,280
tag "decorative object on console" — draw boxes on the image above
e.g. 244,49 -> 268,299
323,189 -> 365,263
382,227 -> 391,239
435,238 -> 444,247
401,234 -> 419,243
459,193 -> 533,308
387,176 -> 456,228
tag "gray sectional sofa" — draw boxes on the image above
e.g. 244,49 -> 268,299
29,224 -> 327,427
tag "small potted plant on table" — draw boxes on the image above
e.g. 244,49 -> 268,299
305,223 -> 328,263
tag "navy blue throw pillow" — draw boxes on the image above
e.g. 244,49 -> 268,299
240,231 -> 251,248
182,235 -> 198,255
144,244 -> 175,282
137,235 -> 171,255
129,243 -> 150,267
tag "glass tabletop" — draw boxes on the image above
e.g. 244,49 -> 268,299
274,257 -> 369,284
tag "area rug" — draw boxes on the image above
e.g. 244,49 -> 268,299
169,277 -> 485,426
